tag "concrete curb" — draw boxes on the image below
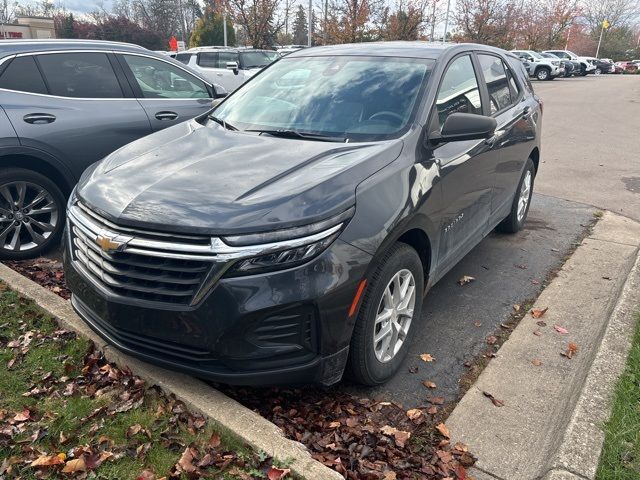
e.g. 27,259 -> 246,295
0,262 -> 342,480
446,211 -> 640,480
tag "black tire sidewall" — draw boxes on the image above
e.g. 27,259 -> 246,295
537,68 -> 549,80
348,244 -> 424,385
511,159 -> 535,230
0,168 -> 66,260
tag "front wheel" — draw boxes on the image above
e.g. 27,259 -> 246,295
536,68 -> 550,81
347,243 -> 424,386
0,168 -> 66,260
595,68 -> 602,75
496,158 -> 535,234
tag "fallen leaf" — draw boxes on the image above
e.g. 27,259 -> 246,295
515,264 -> 527,269
62,458 -> 86,473
533,330 -> 542,336
531,359 -> 542,366
408,365 -> 419,373
482,391 -> 505,407
136,469 -> 156,480
513,304 -> 521,313
427,406 -> 438,414
393,429 -> 411,447
406,409 -> 423,420
435,422 -> 450,438
208,433 -> 221,448
561,343 -> 579,359
328,421 -> 341,428
536,320 -> 547,327
30,455 -> 64,467
423,380 -> 437,389
554,325 -> 569,334
474,321 -> 482,327
13,408 -> 31,422
457,275 -> 475,286
486,335 -> 497,345
126,424 -> 143,437
383,472 -> 397,480
531,307 -> 549,318
267,466 -> 291,480
420,353 -> 434,362
427,396 -> 445,405
176,447 -> 197,474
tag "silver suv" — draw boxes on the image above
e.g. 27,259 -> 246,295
0,39 -> 225,259
511,50 -> 563,80
175,47 -> 280,92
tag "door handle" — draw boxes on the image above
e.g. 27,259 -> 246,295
155,111 -> 178,121
23,113 -> 56,124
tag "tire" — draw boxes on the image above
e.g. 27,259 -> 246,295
580,65 -> 588,76
347,243 -> 424,386
595,68 -> 602,75
536,67 -> 550,81
496,158 -> 536,234
0,168 -> 66,260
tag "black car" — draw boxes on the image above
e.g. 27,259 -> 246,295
64,42 -> 542,386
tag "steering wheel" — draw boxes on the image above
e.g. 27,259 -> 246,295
369,111 -> 405,125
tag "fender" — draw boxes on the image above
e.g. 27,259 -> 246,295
0,145 -> 76,192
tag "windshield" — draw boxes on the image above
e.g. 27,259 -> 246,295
528,51 -> 543,59
214,55 -> 434,142
240,51 -> 277,69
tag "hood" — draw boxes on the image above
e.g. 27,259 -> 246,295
77,119 -> 403,235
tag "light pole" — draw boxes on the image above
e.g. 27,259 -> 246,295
441,0 -> 451,42
308,0 -> 312,47
223,8 -> 227,46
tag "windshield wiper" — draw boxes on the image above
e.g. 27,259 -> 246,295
208,114 -> 238,131
245,129 -> 347,142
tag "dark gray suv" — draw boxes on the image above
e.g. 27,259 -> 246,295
0,40 -> 225,259
65,42 -> 542,386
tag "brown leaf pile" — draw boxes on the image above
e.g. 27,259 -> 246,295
222,386 -> 475,479
0,334 -> 280,479
4,258 -> 70,299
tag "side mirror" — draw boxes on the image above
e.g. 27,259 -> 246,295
226,61 -> 239,75
431,113 -> 497,145
214,84 -> 228,99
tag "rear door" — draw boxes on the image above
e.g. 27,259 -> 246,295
427,53 -> 495,275
194,51 -> 242,91
0,52 -> 151,179
118,53 -> 213,132
475,52 -> 534,220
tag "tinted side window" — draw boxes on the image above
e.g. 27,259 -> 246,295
198,52 -> 218,68
0,56 -> 47,94
122,54 -> 210,99
436,55 -> 482,125
218,52 -> 239,67
36,53 -> 123,98
175,53 -> 192,64
477,54 -> 513,114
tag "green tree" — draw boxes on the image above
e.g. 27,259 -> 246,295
292,5 -> 308,44
190,7 -> 237,47
57,13 -> 76,38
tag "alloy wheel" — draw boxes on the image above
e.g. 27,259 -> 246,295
517,170 -> 532,223
373,269 -> 416,363
0,181 -> 59,253
537,69 -> 549,80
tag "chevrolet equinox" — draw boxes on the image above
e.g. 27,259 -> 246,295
64,42 -> 542,386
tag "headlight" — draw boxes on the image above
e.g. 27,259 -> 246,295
552,61 -> 560,66
220,207 -> 354,276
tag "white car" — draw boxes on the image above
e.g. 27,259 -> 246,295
511,50 -> 563,80
175,47 -> 280,92
542,50 -> 596,76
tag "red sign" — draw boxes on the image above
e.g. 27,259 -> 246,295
169,36 -> 178,51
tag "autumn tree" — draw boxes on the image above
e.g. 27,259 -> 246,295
322,0 -> 386,44
514,0 -> 578,50
190,6 -> 236,46
453,0 -> 520,48
292,5 -> 308,44
228,0 -> 288,48
381,0 -> 427,41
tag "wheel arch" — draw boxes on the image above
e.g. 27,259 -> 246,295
396,228 -> 432,282
0,149 -> 75,197
529,147 -> 540,174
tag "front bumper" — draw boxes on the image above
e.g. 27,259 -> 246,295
64,228 -> 372,386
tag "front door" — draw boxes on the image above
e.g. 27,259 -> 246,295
427,54 -> 495,275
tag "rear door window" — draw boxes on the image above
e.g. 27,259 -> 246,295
36,52 -> 123,98
0,56 -> 48,94
477,54 -> 514,114
197,52 -> 218,68
218,52 -> 239,68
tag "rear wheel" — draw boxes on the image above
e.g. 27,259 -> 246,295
0,168 -> 65,260
347,243 -> 424,385
496,158 -> 535,234
595,67 -> 602,75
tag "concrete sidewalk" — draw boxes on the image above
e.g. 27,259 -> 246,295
446,212 -> 640,480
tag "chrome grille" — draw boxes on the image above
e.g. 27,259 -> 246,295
68,203 -> 217,306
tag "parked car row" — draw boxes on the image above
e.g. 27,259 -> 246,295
510,48 -> 632,79
1,39 -> 542,387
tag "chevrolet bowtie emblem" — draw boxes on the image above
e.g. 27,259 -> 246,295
95,235 -> 126,253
